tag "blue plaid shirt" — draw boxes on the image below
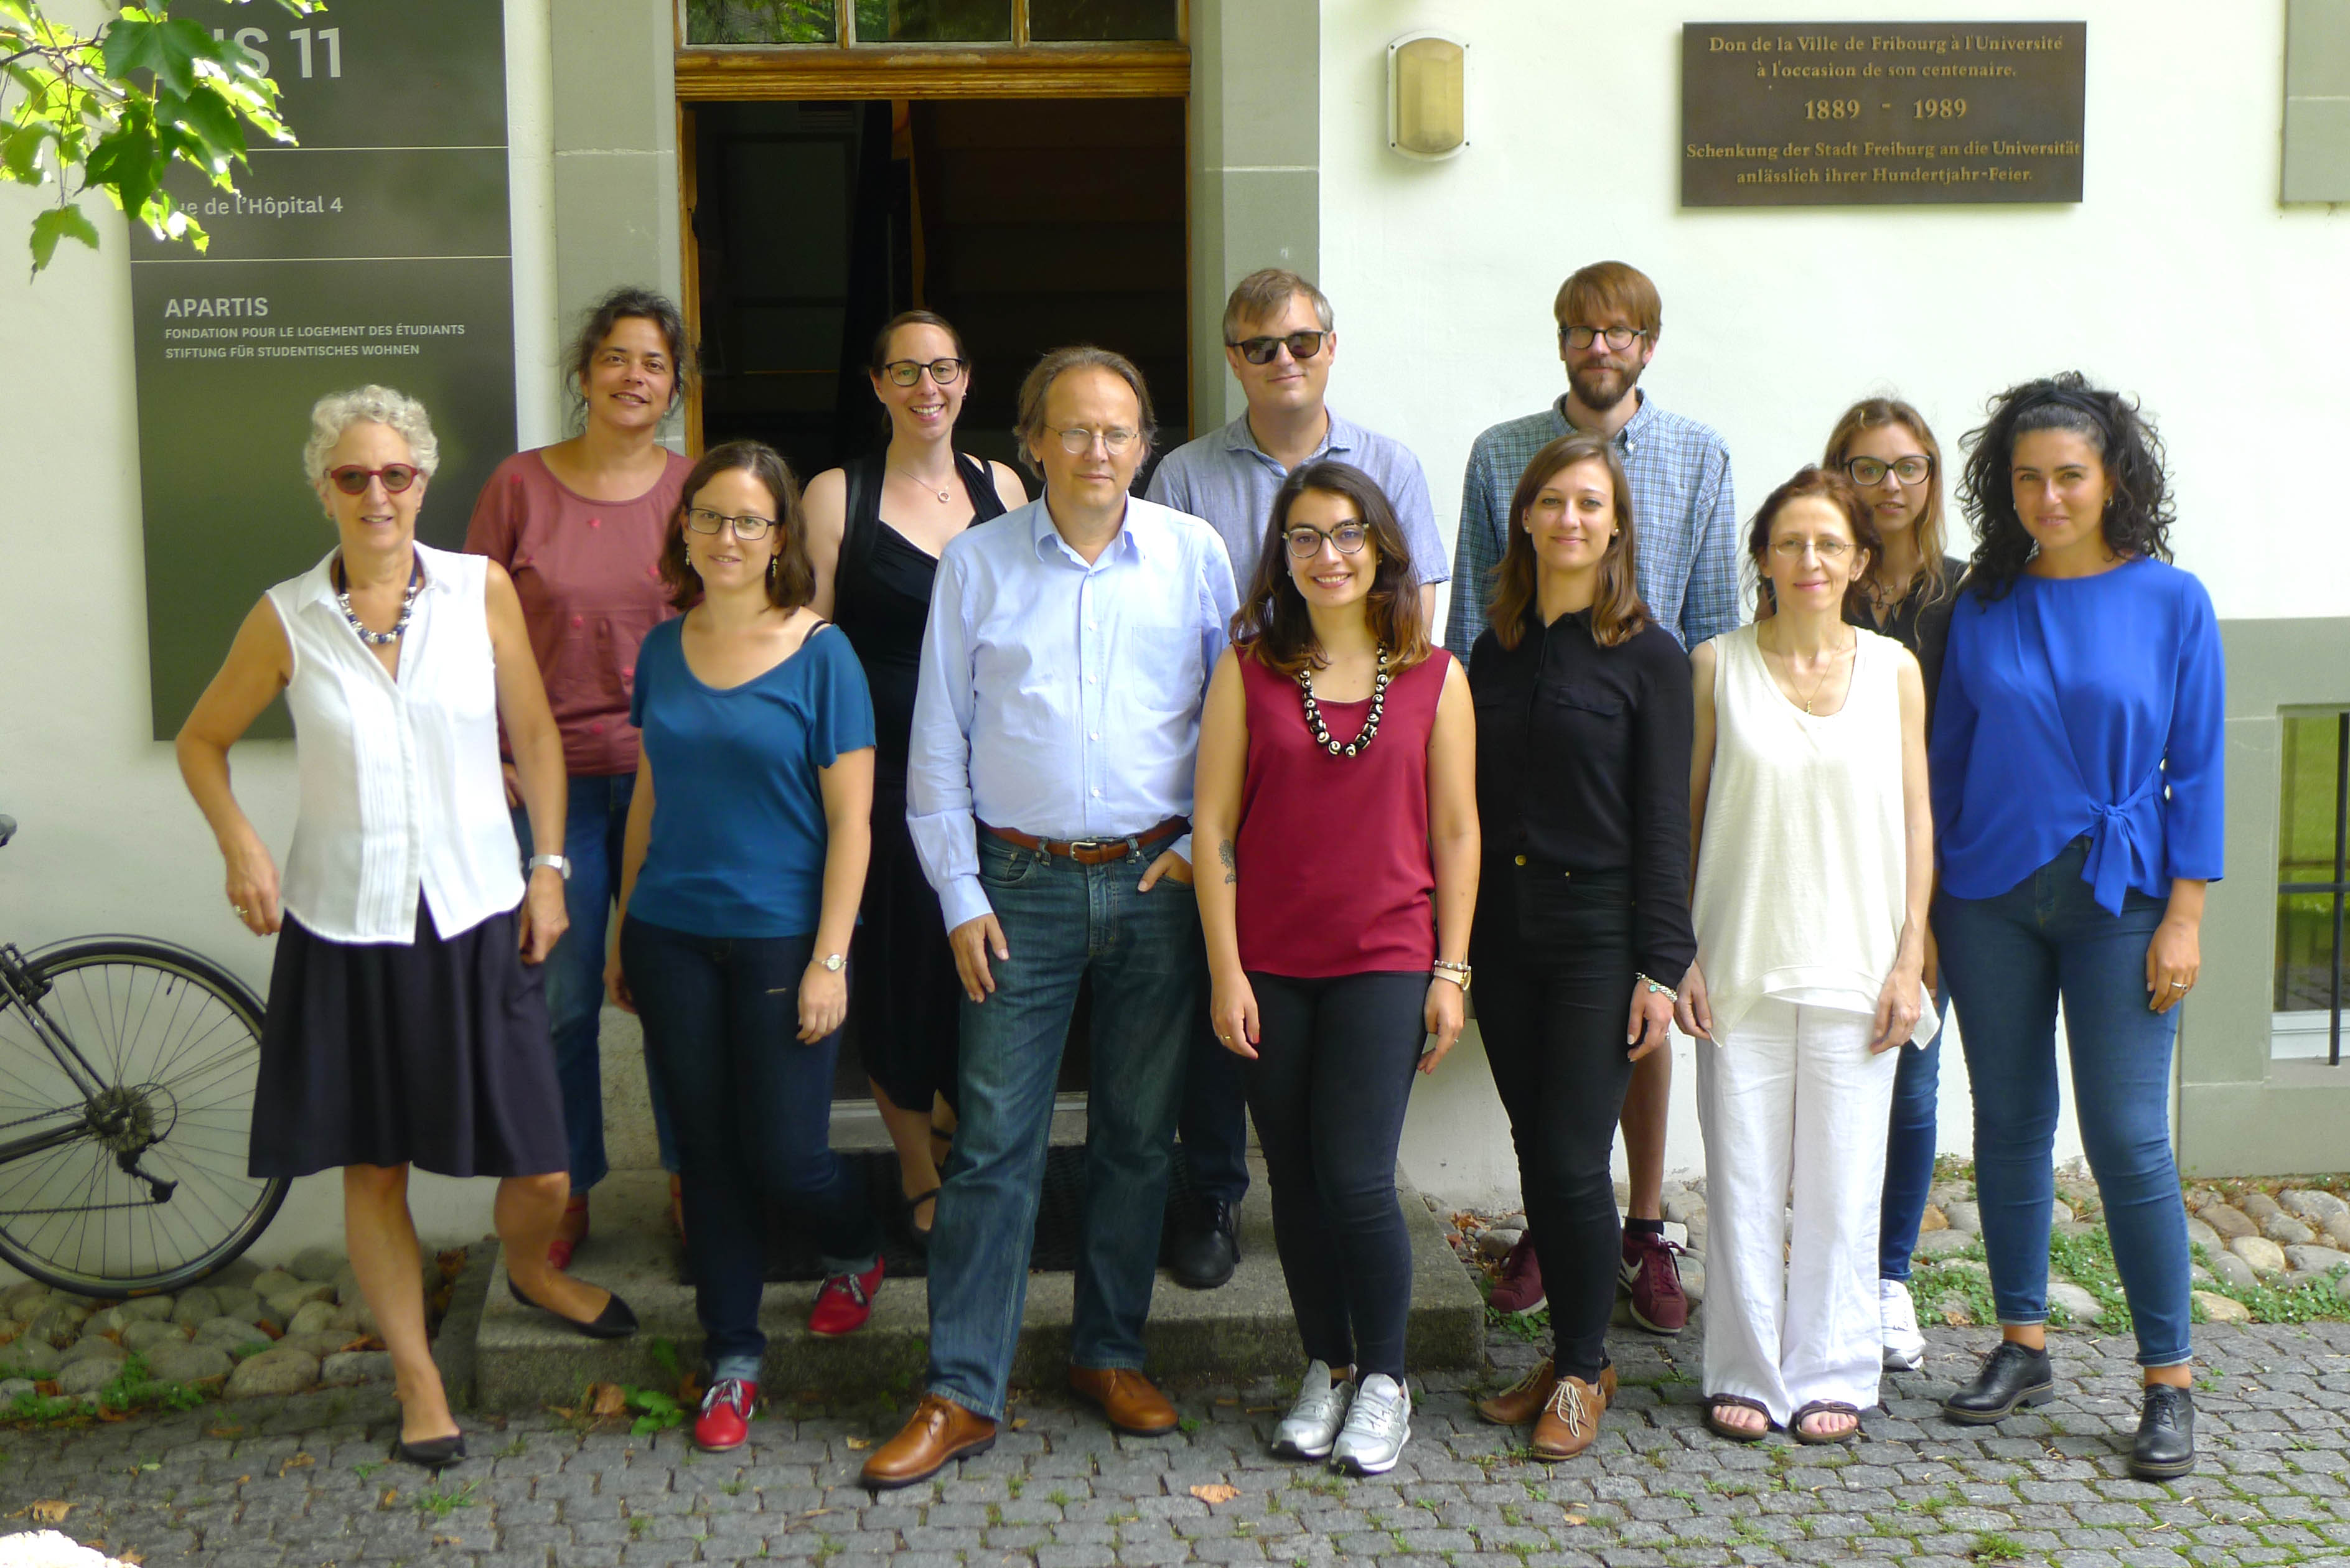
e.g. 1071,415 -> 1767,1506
1442,392 -> 1741,658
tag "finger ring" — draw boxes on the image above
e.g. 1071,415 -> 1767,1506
2169,979 -> 2188,989
232,905 -> 248,918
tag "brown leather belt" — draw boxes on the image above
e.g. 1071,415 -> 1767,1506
981,816 -> 1187,866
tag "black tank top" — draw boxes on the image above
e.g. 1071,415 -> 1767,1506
832,449 -> 1008,774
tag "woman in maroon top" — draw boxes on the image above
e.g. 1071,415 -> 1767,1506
466,287 -> 696,1260
1192,460 -> 1478,1475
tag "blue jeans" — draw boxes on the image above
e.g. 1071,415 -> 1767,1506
515,774 -> 678,1185
1878,987 -> 1948,1282
1936,839 -> 2192,1368
1177,1012 -> 1252,1207
925,833 -> 1203,1421
620,916 -> 882,1383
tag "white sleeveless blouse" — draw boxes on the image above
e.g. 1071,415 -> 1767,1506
1690,623 -> 1936,1047
264,543 -> 525,943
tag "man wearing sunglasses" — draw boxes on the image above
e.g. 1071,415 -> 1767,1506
1442,261 -> 1739,1344
1143,268 -> 1452,1292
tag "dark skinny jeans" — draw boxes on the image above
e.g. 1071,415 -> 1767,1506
621,915 -> 882,1381
1241,970 -> 1429,1383
1471,867 -> 1639,1383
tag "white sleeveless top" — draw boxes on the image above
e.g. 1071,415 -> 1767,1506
1690,623 -> 1937,1047
264,543 -> 525,943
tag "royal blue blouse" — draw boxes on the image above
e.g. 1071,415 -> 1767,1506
627,618 -> 877,939
1930,557 -> 2224,913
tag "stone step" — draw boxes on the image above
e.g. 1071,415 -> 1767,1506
468,1156 -> 1483,1412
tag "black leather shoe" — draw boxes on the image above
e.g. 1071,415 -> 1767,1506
2130,1384 -> 2195,1479
1942,1340 -> 2055,1425
393,1431 -> 466,1468
510,1277 -> 640,1340
1168,1199 -> 1239,1290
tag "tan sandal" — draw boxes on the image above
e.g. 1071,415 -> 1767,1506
1703,1393 -> 1773,1443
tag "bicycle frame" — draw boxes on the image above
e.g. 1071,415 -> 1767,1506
0,943 -> 122,1165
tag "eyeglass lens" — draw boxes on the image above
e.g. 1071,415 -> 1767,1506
1847,456 -> 1932,484
885,358 -> 964,386
1563,325 -> 1642,350
1232,332 -> 1327,365
1286,525 -> 1367,558
1054,427 -> 1138,455
685,506 -> 775,539
330,465 -> 420,495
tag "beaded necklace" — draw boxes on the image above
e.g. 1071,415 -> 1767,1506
334,554 -> 422,647
1297,648 -> 1390,758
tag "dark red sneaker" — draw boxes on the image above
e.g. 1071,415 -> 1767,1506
1620,1231 -> 1688,1334
809,1257 -> 884,1337
694,1378 -> 757,1452
1489,1234 -> 1546,1314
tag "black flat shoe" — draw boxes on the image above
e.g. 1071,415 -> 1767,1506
2130,1384 -> 2195,1479
393,1432 -> 466,1468
509,1277 -> 639,1340
1168,1199 -> 1239,1290
1942,1340 -> 2055,1425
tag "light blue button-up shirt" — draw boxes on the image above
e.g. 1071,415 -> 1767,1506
907,496 -> 1240,932
1145,409 -> 1453,595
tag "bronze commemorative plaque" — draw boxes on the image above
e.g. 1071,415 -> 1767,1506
1682,22 -> 2086,207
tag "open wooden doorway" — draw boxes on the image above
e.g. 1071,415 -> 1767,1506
684,96 -> 1187,481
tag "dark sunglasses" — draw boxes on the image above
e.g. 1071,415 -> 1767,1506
329,464 -> 421,495
1227,331 -> 1328,366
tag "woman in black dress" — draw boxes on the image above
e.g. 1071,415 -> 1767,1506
806,310 -> 1028,1240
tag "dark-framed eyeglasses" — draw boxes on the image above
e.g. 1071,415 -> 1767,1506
1844,455 -> 1934,487
1560,324 -> 1650,352
882,357 -> 965,387
683,506 -> 777,541
1046,425 -> 1140,456
1227,331 -> 1328,366
328,464 -> 421,495
1284,523 -> 1369,559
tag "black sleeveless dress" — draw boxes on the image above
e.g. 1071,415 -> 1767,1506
833,450 -> 1008,1113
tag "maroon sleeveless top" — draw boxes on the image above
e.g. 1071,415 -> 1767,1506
1234,646 -> 1452,977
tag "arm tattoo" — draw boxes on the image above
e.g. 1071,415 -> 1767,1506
1219,839 -> 1237,885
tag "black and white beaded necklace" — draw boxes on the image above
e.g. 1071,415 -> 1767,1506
1297,648 -> 1390,758
334,554 -> 423,647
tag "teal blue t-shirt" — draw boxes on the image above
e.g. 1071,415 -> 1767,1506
627,617 -> 877,939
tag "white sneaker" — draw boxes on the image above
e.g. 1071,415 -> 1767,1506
1881,1277 -> 1926,1370
1330,1373 -> 1411,1475
1271,1360 -> 1352,1460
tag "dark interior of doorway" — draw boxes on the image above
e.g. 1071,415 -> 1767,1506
690,96 -> 1188,485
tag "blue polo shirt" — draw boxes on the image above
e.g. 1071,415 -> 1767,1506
1145,409 -> 1451,595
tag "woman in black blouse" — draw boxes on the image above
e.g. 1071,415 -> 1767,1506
806,310 -> 1028,1242
1467,431 -> 1697,1461
1820,397 -> 1963,1376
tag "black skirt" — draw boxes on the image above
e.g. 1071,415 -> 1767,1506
850,770 -> 962,1115
250,899 -> 569,1180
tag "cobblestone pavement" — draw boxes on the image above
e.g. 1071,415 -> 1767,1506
4,1317 -> 2349,1568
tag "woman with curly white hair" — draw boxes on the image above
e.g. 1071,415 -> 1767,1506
177,386 -> 636,1472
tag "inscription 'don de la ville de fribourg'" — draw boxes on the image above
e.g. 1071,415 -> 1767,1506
1682,22 -> 2087,207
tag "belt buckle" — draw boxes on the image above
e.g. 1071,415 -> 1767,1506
1064,838 -> 1107,858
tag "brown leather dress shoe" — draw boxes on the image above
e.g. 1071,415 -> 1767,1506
1530,1365 -> 1618,1461
861,1394 -> 998,1490
1069,1366 -> 1179,1435
1476,1356 -> 1557,1426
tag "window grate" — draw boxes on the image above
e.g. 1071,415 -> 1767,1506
2277,711 -> 2350,1066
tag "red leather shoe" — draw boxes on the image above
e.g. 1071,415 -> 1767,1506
809,1258 -> 884,1337
1490,1234 -> 1546,1314
1621,1231 -> 1688,1334
694,1378 -> 757,1452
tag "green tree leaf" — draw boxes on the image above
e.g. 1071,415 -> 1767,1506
28,199 -> 97,269
100,16 -> 215,99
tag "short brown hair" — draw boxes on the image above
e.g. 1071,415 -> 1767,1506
660,440 -> 813,612
1746,466 -> 1881,622
1221,268 -> 1334,346
1486,433 -> 1650,651
1013,345 -> 1156,478
1552,261 -> 1662,340
1234,460 -> 1430,679
868,309 -> 968,373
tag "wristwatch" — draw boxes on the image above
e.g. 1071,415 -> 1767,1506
527,854 -> 571,881
818,953 -> 846,973
1431,958 -> 1472,995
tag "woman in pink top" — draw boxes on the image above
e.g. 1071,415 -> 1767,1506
466,287 -> 695,1261
1192,460 -> 1479,1475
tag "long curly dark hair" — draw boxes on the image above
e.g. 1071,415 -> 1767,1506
1957,372 -> 2174,602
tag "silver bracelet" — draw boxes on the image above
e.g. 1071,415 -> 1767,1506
1636,973 -> 1678,1002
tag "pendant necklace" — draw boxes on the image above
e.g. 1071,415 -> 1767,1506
1787,633 -> 1849,714
335,555 -> 422,647
892,466 -> 953,504
1298,648 -> 1390,758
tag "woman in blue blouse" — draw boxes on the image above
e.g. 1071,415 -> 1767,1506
1929,375 -> 2222,1481
606,441 -> 886,1454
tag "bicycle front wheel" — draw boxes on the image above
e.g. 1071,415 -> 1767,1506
0,938 -> 288,1297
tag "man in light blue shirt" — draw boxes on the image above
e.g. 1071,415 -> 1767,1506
1142,267 -> 1451,1290
866,347 -> 1240,1489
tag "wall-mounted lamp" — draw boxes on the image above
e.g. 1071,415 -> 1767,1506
1388,30 -> 1469,160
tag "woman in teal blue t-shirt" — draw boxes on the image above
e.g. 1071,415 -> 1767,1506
607,441 -> 884,1455
1929,375 -> 2222,1482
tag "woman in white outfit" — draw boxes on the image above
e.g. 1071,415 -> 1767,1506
1677,466 -> 1934,1445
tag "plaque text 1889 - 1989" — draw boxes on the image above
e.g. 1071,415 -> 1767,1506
1682,22 -> 2086,207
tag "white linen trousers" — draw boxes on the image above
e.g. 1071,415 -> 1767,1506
1697,997 -> 1902,1427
